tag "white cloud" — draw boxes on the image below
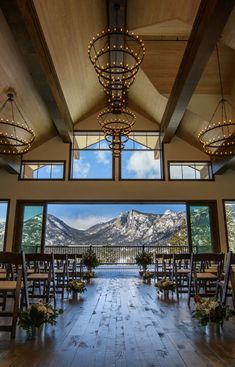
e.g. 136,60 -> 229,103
60,215 -> 114,230
73,158 -> 90,178
95,150 -> 110,165
127,151 -> 160,178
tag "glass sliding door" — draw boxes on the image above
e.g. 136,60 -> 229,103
18,204 -> 46,253
0,201 -> 9,250
224,201 -> 235,251
187,204 -> 217,253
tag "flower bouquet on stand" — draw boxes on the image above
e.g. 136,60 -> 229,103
18,303 -> 63,339
142,270 -> 153,284
155,277 -> 176,296
67,279 -> 87,300
135,251 -> 153,274
192,295 -> 233,333
83,271 -> 95,284
83,248 -> 99,274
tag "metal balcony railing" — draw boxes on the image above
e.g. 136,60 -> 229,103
44,245 -> 189,264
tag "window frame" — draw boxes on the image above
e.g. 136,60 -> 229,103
168,160 -> 214,181
0,199 -> 10,251
223,199 -> 235,252
20,160 -> 66,181
119,131 -> 164,181
13,199 -> 220,253
70,131 -> 115,181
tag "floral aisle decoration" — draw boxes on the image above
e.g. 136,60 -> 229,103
83,248 -> 99,272
155,277 -> 176,294
18,303 -> 62,337
83,271 -> 95,283
135,251 -> 153,272
142,270 -> 153,283
192,295 -> 233,327
67,279 -> 87,294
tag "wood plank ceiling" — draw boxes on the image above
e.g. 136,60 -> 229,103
0,0 -> 235,171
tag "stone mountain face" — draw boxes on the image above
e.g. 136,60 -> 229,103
43,209 -> 186,247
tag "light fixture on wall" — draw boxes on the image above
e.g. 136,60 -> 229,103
0,89 -> 35,155
198,45 -> 235,156
88,2 -> 145,156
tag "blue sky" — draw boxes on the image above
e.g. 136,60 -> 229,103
48,203 -> 186,230
0,202 -> 8,222
72,138 -> 162,179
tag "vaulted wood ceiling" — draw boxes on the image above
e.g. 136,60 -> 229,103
1,0 -> 235,171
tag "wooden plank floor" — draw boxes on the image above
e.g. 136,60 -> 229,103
1,273 -> 235,367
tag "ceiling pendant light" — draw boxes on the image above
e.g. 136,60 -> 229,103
198,45 -> 235,156
88,3 -> 145,156
0,89 -> 35,155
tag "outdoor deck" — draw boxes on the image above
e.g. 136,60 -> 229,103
1,270 -> 235,367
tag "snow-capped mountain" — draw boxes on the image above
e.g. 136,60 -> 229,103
43,209 -> 185,246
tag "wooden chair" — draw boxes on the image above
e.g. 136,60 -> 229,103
0,251 -> 28,339
162,254 -> 174,277
54,253 -> 69,300
154,254 -> 163,279
173,253 -> 191,296
217,251 -> 235,308
25,253 -> 56,306
187,252 -> 224,305
76,254 -> 84,276
67,254 -> 83,280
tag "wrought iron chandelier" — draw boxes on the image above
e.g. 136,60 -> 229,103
88,3 -> 145,156
198,45 -> 235,156
97,106 -> 136,156
0,89 -> 35,155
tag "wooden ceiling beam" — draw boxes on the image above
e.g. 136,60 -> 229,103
0,156 -> 21,175
0,0 -> 73,143
212,157 -> 235,175
161,0 -> 235,143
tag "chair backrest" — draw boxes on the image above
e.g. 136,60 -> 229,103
163,254 -> 174,260
25,253 -> 54,273
192,253 -> 224,262
53,253 -> 68,261
173,253 -> 191,261
25,253 -> 54,262
191,252 -> 224,275
0,251 -> 23,266
173,253 -> 191,270
76,254 -> 83,260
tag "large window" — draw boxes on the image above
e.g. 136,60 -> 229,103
21,162 -> 65,179
0,201 -> 8,250
224,201 -> 235,251
188,205 -> 214,253
45,203 -> 187,248
71,132 -> 113,179
18,204 -> 46,253
15,201 -> 218,255
169,162 -> 213,180
121,132 -> 162,179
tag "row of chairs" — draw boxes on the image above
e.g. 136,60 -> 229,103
0,252 -> 84,338
151,252 -> 235,306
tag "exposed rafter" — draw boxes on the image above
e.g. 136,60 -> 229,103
160,0 -> 235,143
0,156 -> 21,175
212,156 -> 235,175
0,0 -> 73,143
